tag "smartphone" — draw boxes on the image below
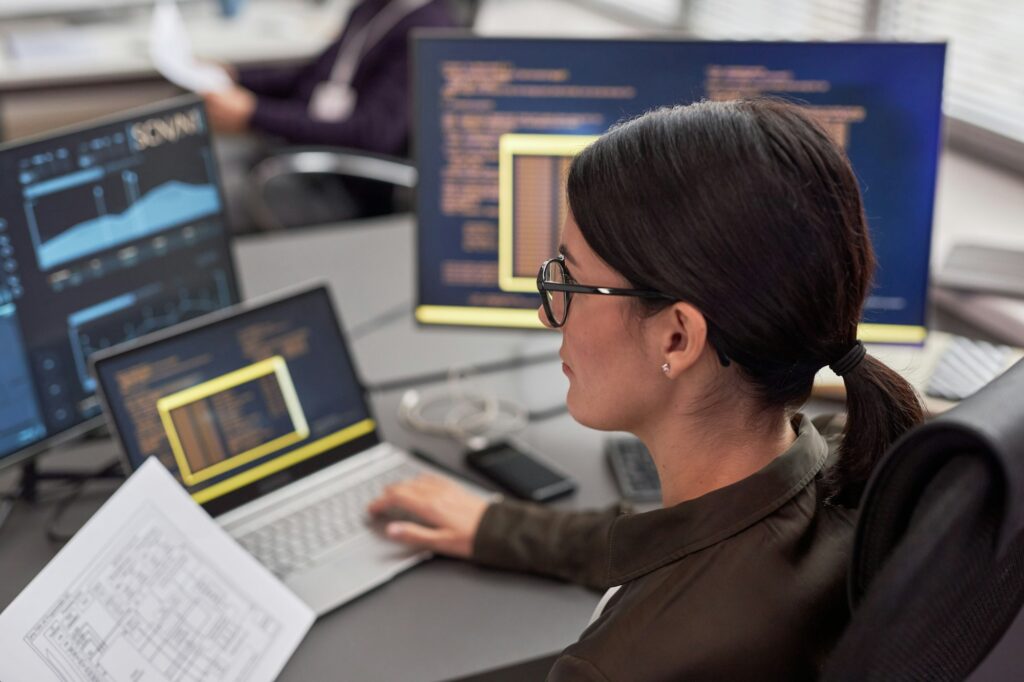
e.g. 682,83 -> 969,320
464,441 -> 576,503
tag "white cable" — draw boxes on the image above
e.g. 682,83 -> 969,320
397,366 -> 529,448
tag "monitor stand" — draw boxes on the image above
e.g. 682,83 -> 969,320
16,457 -> 124,504
0,435 -> 125,534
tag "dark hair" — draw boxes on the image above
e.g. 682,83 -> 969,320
567,99 -> 923,505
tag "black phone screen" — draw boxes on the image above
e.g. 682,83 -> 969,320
466,443 -> 575,501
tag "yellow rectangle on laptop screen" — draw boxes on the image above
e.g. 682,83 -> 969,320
156,356 -> 309,486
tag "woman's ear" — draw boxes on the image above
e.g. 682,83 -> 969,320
659,302 -> 710,379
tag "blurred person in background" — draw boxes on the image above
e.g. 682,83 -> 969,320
203,0 -> 455,230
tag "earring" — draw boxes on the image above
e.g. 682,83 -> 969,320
661,363 -> 670,375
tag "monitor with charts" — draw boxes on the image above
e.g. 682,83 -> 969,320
413,37 -> 945,343
0,96 -> 240,470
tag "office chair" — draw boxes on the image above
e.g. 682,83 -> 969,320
244,0 -> 481,232
246,148 -> 416,231
822,358 -> 1024,681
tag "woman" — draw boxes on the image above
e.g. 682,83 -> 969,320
202,0 -> 454,229
367,99 -> 924,680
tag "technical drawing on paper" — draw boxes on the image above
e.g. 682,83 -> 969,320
24,504 -> 283,682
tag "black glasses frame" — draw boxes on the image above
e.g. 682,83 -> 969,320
536,255 -> 731,367
536,255 -> 672,328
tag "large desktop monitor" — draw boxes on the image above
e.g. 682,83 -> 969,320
413,37 -> 946,343
0,96 -> 240,470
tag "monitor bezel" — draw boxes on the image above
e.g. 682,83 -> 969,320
0,94 -> 243,472
90,282 -> 382,517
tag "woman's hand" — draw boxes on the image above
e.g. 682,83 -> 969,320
367,474 -> 491,559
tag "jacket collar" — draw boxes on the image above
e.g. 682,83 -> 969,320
606,414 -> 830,584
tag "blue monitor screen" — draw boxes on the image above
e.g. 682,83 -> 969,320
413,37 -> 945,343
0,97 -> 239,468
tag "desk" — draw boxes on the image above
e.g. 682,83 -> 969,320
2,213 -> 1024,680
0,0 -> 350,139
0,213 -> 615,681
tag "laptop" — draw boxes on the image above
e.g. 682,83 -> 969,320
91,284 -> 460,616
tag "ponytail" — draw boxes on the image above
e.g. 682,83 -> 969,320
829,354 -> 925,506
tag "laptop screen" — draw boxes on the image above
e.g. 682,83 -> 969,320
93,286 -> 379,516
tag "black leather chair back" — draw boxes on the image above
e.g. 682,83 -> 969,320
823,358 -> 1024,681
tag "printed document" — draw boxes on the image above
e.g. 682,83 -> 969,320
150,0 -> 233,92
0,458 -> 314,682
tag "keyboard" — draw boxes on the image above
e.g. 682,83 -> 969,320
925,335 -> 1013,401
606,437 -> 661,503
235,461 -> 421,578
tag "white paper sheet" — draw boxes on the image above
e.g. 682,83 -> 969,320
0,458 -> 315,682
149,0 -> 232,92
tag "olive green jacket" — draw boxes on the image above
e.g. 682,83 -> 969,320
472,415 -> 856,681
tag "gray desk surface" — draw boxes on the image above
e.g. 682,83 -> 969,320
2,213 -> 1022,680
0,214 -> 611,681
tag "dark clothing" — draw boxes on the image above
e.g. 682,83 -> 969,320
472,415 -> 857,681
237,0 -> 454,156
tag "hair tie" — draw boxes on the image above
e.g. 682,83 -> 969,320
829,341 -> 866,377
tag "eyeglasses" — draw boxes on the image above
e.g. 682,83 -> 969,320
536,255 -> 672,328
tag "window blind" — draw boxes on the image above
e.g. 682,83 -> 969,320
879,0 -> 1024,150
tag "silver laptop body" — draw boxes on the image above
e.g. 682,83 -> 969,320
92,284 -> 468,616
218,442 -> 436,615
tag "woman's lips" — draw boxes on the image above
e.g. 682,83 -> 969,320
562,362 -> 572,376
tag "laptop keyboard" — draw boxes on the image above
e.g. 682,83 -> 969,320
235,461 -> 423,578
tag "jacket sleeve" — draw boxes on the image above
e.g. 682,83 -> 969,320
471,500 -> 626,590
547,654 -> 612,682
236,64 -> 307,99
246,50 -> 410,155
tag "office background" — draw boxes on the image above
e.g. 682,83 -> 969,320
1,1 -> 1023,679
2,0 -> 1022,276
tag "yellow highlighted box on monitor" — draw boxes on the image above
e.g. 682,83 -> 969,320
157,356 -> 309,486
498,133 -> 599,294
858,323 -> 928,345
415,304 -> 546,329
